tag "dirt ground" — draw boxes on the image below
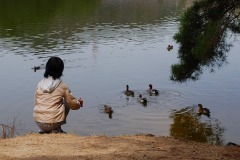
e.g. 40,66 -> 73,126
0,133 -> 240,160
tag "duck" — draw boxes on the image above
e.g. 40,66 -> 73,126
167,45 -> 173,51
32,66 -> 40,72
104,105 -> 113,114
138,94 -> 147,105
198,104 -> 210,114
148,84 -> 159,96
198,104 -> 211,117
125,85 -> 134,97
31,64 -> 45,72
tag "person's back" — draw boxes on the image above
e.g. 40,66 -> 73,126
33,56 -> 83,133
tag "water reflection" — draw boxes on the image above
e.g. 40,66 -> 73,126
0,0 -> 185,58
170,106 -> 224,145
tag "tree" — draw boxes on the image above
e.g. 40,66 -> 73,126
171,0 -> 240,82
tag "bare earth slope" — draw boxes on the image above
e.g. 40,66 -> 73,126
0,134 -> 239,160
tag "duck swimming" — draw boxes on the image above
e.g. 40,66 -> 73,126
31,64 -> 45,72
104,105 -> 113,119
198,104 -> 210,117
198,104 -> 210,114
33,66 -> 40,72
125,85 -> 134,97
104,105 -> 113,114
167,45 -> 173,51
148,84 -> 159,96
138,94 -> 147,105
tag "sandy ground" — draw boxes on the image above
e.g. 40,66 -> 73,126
0,133 -> 240,160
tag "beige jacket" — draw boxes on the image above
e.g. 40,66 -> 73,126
33,77 -> 81,123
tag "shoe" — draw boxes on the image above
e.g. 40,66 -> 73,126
51,128 -> 67,134
38,130 -> 50,134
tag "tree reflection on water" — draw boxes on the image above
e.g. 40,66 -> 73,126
169,106 -> 224,145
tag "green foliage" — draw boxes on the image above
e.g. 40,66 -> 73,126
171,0 -> 240,82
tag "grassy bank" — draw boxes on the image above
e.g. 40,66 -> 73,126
0,133 -> 240,160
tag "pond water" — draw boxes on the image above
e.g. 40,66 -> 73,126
0,0 -> 240,145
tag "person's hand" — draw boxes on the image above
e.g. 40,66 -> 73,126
78,98 -> 83,107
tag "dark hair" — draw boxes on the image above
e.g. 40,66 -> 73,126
44,57 -> 64,80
